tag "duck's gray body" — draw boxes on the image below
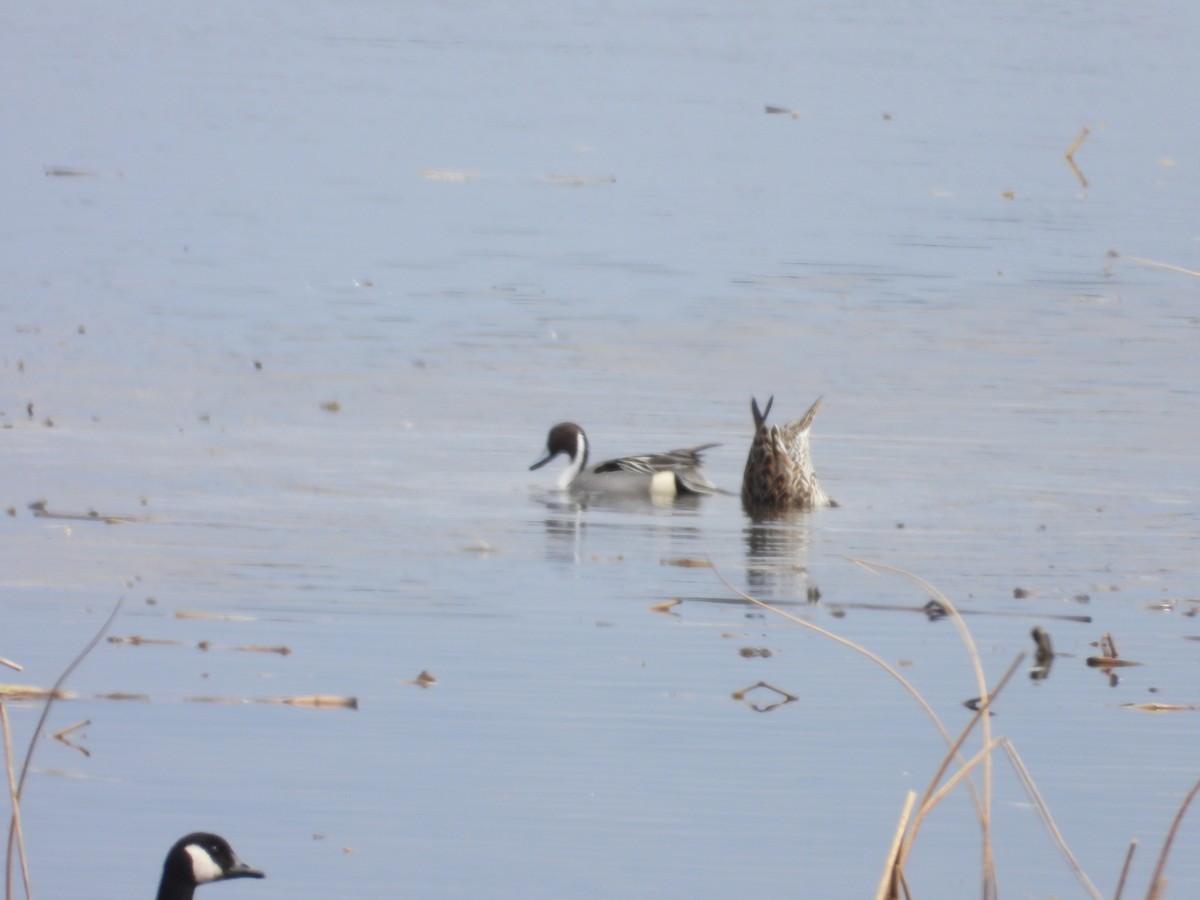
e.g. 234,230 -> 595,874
531,422 -> 720,498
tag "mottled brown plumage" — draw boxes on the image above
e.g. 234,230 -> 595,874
741,396 -> 832,512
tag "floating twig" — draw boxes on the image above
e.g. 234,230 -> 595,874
174,610 -> 256,621
230,645 -> 291,656
731,680 -> 797,712
1064,125 -> 1090,188
1106,250 -> 1200,279
258,695 -> 358,710
26,500 -> 134,524
826,600 -> 1090,624
52,720 -> 90,757
661,557 -> 712,568
107,635 -> 183,647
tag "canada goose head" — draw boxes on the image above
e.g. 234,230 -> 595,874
156,833 -> 263,900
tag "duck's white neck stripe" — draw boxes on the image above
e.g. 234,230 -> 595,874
558,431 -> 587,489
186,844 -> 224,884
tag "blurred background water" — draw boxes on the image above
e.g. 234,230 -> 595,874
2,1 -> 1199,896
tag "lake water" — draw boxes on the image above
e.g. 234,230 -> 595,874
2,1 -> 1199,897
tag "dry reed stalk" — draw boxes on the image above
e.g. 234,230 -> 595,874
710,565 -> 976,772
994,738 -> 1101,897
875,791 -> 916,900
895,733 -> 1102,899
0,703 -> 29,900
1113,839 -> 1137,900
892,653 -> 1024,895
716,559 -> 1105,898
5,600 -> 123,900
848,558 -> 998,897
708,563 -> 991,881
1145,774 -> 1200,898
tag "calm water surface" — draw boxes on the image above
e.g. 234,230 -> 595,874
2,1 -> 1199,897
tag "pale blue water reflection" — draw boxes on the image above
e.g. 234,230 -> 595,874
3,0 -> 1200,897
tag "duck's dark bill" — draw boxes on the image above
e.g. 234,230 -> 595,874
529,450 -> 554,470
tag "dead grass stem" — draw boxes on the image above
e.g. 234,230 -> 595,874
712,558 -> 1112,898
1146,774 -> 1200,899
4,599 -> 122,900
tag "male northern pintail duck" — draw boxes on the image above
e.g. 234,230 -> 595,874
531,422 -> 721,497
741,396 -> 833,511
157,833 -> 263,900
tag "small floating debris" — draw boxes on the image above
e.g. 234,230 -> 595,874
1064,125 -> 1090,189
259,695 -> 358,710
107,635 -> 183,647
764,105 -> 801,119
963,697 -> 994,715
1086,657 -> 1142,669
44,166 -> 122,178
175,610 -> 256,621
1030,626 -> 1055,682
662,557 -> 711,568
731,680 -> 797,713
27,500 -> 133,524
460,540 -> 496,554
408,670 -> 437,688
420,168 -> 474,182
738,647 -> 773,659
1087,632 -> 1142,685
1013,587 -> 1031,599
545,173 -> 616,186
649,599 -> 681,615
53,720 -> 93,756
320,400 -> 342,413
231,644 -> 291,656
1122,703 -> 1200,713
924,599 -> 949,621
93,692 -> 150,702
0,656 -> 22,672
186,696 -> 249,704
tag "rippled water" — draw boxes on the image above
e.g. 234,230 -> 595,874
3,1 -> 1200,897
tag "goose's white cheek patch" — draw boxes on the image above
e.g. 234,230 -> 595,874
186,845 -> 225,884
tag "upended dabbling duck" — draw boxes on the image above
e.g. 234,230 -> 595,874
741,396 -> 834,512
531,422 -> 721,498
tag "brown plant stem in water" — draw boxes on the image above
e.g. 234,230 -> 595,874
5,599 -> 122,900
1146,774 -> 1200,899
1112,838 -> 1137,900
875,791 -> 916,900
0,703 -> 29,900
